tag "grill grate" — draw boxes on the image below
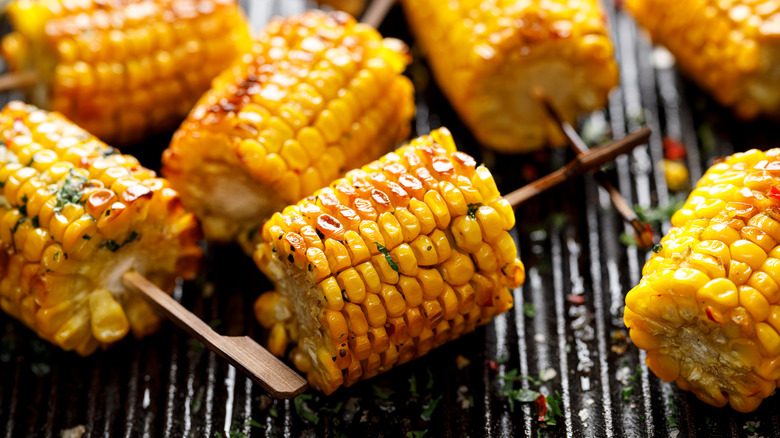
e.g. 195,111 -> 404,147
2,0 -> 780,437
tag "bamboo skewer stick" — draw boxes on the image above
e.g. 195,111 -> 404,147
361,0 -> 395,28
504,127 -> 651,209
122,271 -> 308,399
0,70 -> 37,92
535,94 -> 655,248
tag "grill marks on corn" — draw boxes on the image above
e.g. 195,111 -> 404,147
627,0 -> 780,119
162,10 -> 415,243
253,128 -> 525,394
625,149 -> 780,413
402,0 -> 618,152
0,0 -> 252,145
0,102 -> 202,355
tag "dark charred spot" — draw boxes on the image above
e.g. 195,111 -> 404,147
287,254 -> 295,263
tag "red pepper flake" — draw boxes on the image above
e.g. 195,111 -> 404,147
566,294 -> 586,305
663,137 -> 687,160
535,394 -> 549,422
768,186 -> 780,201
488,360 -> 498,371
705,307 -> 723,325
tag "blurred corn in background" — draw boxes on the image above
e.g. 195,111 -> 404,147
254,128 -> 524,394
402,0 -> 618,153
627,0 -> 780,118
162,10 -> 415,246
1,0 -> 252,145
0,102 -> 202,354
625,149 -> 780,412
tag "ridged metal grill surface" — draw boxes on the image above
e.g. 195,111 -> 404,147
3,0 -> 780,437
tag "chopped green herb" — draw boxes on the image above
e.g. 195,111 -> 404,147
245,419 -> 265,429
406,431 -> 427,438
495,354 -> 510,365
410,374 -> 419,397
53,252 -> 59,262
620,232 -> 638,247
421,395 -> 442,421
467,203 -> 482,219
294,394 -> 319,425
374,241 -> 399,272
523,302 -> 536,318
100,240 -> 121,252
467,395 -> 474,408
82,234 -> 91,240
426,367 -> 434,390
99,231 -> 141,252
506,389 -> 541,412
633,198 -> 686,229
498,369 -> 542,386
54,171 -> 88,213
629,365 -> 642,382
698,123 -> 716,153
373,385 -> 391,400
652,243 -> 663,253
667,415 -> 678,428
622,386 -> 634,401
747,425 -> 756,433
268,407 -> 279,418
208,319 -> 221,329
544,392 -> 563,426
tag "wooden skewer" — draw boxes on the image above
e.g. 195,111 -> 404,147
122,271 -> 308,399
505,127 -> 651,209
0,70 -> 38,92
535,95 -> 655,248
361,0 -> 395,28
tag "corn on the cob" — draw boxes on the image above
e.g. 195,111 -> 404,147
162,10 -> 415,245
627,0 -> 780,119
0,101 -> 202,355
401,0 -> 618,153
0,0 -> 252,145
253,127 -> 525,394
623,149 -> 780,412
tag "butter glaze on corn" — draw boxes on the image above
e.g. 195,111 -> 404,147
627,0 -> 780,118
253,128 -> 525,394
625,149 -> 780,412
0,102 -> 202,355
401,0 -> 618,153
1,0 -> 252,145
162,10 -> 415,245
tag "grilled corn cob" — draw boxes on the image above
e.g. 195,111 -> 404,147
0,0 -> 252,145
0,101 -> 202,355
401,0 -> 618,153
162,10 -> 414,245
627,0 -> 780,119
624,149 -> 780,412
253,127 -> 525,394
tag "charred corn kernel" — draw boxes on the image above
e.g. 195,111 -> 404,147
402,0 -> 617,152
1,0 -> 251,146
627,0 -> 780,119
254,128 -> 522,393
163,11 -> 414,248
0,102 -> 202,353
625,148 -> 780,412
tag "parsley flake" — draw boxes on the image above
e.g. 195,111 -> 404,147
421,395 -> 442,421
467,203 -> 482,219
374,241 -> 398,272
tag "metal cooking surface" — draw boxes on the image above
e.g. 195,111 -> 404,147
3,0 -> 780,437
